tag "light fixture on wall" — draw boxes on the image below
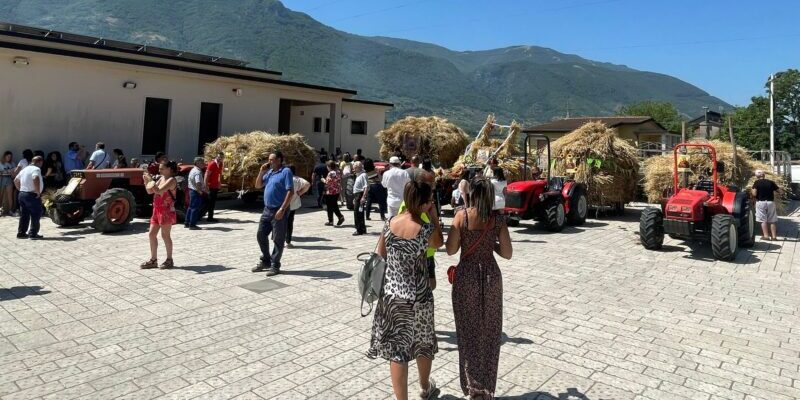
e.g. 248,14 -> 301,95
233,88 -> 242,97
123,81 -> 137,89
341,113 -> 349,119
300,111 -> 305,116
12,57 -> 29,66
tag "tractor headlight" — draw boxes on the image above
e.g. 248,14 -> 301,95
539,194 -> 546,202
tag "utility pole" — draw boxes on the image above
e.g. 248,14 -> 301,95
702,106 -> 710,138
768,73 -> 775,167
728,116 -> 737,181
681,121 -> 686,143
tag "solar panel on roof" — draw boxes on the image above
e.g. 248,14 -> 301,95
58,32 -> 99,45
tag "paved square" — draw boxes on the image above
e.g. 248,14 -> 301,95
0,199 -> 798,400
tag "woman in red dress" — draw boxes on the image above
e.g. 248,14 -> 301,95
141,161 -> 178,269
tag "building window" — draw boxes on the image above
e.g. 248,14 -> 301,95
351,120 -> 367,135
198,102 -> 221,155
142,97 -> 171,155
325,118 -> 330,133
313,117 -> 322,133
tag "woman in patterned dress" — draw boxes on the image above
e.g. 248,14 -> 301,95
140,161 -> 178,270
367,180 -> 444,400
446,178 -> 513,399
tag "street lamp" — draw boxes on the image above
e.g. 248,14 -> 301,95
767,74 -> 775,166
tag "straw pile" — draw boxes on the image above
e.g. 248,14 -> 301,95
451,116 -> 525,182
376,116 -> 469,167
203,131 -> 316,191
643,139 -> 789,213
551,122 -> 640,207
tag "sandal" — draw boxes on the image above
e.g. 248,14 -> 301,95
419,378 -> 438,400
159,259 -> 174,269
140,259 -> 157,269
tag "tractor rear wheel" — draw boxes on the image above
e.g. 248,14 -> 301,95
544,201 -> 565,232
639,207 -> 664,249
739,204 -> 756,248
92,188 -> 136,233
711,214 -> 738,261
566,186 -> 587,226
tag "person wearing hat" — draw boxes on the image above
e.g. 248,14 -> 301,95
185,156 -> 206,230
382,156 -> 410,218
752,169 -> 780,241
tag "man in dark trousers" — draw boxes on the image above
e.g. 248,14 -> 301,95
311,155 -> 328,208
752,169 -> 780,241
14,156 -> 44,239
253,151 -> 294,276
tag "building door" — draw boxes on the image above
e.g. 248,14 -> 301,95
142,97 -> 171,155
278,99 -> 291,134
198,102 -> 221,155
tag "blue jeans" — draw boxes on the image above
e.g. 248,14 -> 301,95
18,192 -> 42,235
185,190 -> 203,227
257,207 -> 288,270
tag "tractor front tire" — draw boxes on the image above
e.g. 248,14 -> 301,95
50,207 -> 84,227
639,207 -> 664,250
567,186 -> 588,226
739,205 -> 756,248
711,214 -> 738,261
544,201 -> 566,232
92,188 -> 136,233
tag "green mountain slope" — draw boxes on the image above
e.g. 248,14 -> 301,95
0,0 -> 730,133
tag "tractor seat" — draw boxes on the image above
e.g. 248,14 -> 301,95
695,180 -> 714,194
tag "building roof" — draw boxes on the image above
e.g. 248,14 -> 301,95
524,116 -> 665,132
342,98 -> 394,108
0,21 -> 360,95
687,110 -> 724,126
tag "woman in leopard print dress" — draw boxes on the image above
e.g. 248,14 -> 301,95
446,178 -> 513,399
367,180 -> 443,400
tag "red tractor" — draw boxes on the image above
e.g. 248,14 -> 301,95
639,143 -> 755,260
504,133 -> 588,231
49,165 -> 201,233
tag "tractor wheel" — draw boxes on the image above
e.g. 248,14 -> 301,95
544,201 -> 566,232
50,207 -> 85,227
566,186 -> 587,226
738,204 -> 756,248
639,207 -> 664,250
91,188 -> 136,233
711,214 -> 738,261
241,191 -> 259,206
507,214 -> 520,227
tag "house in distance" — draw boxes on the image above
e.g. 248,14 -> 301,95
0,22 -> 392,162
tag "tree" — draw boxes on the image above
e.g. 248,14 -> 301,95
771,69 -> 800,156
619,101 -> 683,133
719,96 -> 769,152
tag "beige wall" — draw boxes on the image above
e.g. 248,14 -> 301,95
0,46 -> 358,162
340,102 -> 387,160
290,104 -> 332,155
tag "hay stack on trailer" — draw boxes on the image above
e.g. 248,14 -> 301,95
550,122 -> 640,210
643,139 -> 789,213
376,116 -> 469,168
203,131 -> 316,193
451,115 -> 525,182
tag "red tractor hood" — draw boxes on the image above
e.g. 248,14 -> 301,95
664,189 -> 710,220
507,180 -> 547,193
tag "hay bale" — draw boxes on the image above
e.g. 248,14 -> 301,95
642,139 -> 789,214
376,116 -> 469,167
452,118 -> 525,182
551,122 -> 640,206
203,131 -> 316,191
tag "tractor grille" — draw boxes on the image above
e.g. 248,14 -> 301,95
55,193 -> 73,203
505,192 -> 526,209
664,219 -> 692,236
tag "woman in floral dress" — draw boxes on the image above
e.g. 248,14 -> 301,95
140,161 -> 178,269
446,178 -> 513,399
368,180 -> 443,400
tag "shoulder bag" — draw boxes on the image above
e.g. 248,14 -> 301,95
356,239 -> 386,317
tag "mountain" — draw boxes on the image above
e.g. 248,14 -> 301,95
0,0 -> 730,133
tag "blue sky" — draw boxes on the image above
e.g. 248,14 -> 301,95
283,0 -> 799,108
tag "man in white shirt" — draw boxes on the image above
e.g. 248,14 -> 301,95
14,156 -> 44,239
381,156 -> 410,218
86,142 -> 110,169
185,157 -> 206,230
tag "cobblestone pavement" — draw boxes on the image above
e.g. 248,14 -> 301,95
0,199 -> 799,400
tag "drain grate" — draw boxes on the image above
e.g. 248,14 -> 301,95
238,279 -> 289,293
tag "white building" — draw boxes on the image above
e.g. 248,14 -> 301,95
0,22 -> 392,162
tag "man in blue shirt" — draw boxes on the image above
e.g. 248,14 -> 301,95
253,151 -> 294,276
64,142 -> 86,173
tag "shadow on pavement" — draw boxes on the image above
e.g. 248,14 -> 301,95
287,245 -> 345,251
278,270 -> 352,280
178,265 -> 232,274
436,331 -> 534,348
438,388 -> 592,400
289,236 -> 331,242
36,236 -> 83,242
0,285 -> 51,301
199,227 -> 243,232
